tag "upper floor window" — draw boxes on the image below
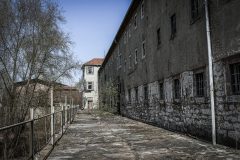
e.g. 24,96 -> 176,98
159,82 -> 164,100
174,78 -> 181,99
191,0 -> 201,22
194,72 -> 205,97
141,1 -> 144,19
87,81 -> 94,91
170,13 -> 176,39
134,14 -> 137,29
157,28 -> 161,46
142,41 -> 146,58
129,54 -> 132,69
87,66 -> 94,74
230,63 -> 240,95
135,49 -> 138,64
128,23 -> 132,38
124,32 -> 127,44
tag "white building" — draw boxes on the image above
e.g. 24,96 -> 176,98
82,58 -> 103,110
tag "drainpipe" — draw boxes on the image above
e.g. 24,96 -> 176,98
204,0 -> 216,145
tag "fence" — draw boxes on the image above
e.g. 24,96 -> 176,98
0,104 -> 78,160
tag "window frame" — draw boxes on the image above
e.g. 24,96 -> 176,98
157,28 -> 161,46
142,40 -> 146,59
134,14 -> 137,29
86,66 -> 94,75
135,49 -> 138,64
194,72 -> 205,97
170,13 -> 177,39
159,81 -> 164,100
173,78 -> 181,99
141,1 -> 144,19
229,62 -> 240,95
87,81 -> 94,91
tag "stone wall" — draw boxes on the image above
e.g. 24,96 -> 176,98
121,65 -> 240,148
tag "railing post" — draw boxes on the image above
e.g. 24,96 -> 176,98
65,96 -> 67,125
61,104 -> 64,135
50,86 -> 55,145
29,108 -> 34,160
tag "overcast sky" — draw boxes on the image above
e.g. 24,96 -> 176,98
57,0 -> 132,85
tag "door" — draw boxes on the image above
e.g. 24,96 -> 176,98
88,100 -> 93,111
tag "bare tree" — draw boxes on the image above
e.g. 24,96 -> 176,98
0,0 -> 80,158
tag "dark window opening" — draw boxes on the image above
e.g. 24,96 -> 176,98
230,63 -> 240,95
128,89 -> 131,103
135,87 -> 138,103
191,0 -> 201,22
174,79 -> 180,99
157,28 -> 161,46
194,72 -> 204,97
170,14 -> 176,39
144,85 -> 148,101
159,82 -> 164,100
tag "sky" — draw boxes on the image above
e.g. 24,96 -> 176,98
56,0 -> 132,85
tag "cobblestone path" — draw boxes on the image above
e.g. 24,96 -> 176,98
47,112 -> 240,160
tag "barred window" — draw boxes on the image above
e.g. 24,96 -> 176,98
128,89 -> 131,103
144,85 -> 148,101
230,63 -> 240,95
159,82 -> 164,100
194,72 -> 204,97
135,87 -> 138,103
174,79 -> 180,99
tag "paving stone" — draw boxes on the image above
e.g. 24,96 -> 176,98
47,112 -> 240,160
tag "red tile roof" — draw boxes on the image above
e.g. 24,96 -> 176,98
83,58 -> 104,66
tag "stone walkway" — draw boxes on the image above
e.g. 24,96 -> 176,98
47,112 -> 240,160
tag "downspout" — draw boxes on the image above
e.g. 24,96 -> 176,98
204,0 -> 216,145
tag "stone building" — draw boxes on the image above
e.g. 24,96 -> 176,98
98,0 -> 240,148
82,58 -> 103,110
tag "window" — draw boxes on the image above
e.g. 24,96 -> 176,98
128,24 -> 131,38
129,54 -> 132,69
135,49 -> 138,64
128,89 -> 131,103
87,66 -> 94,74
159,82 -> 164,100
194,72 -> 204,97
124,32 -> 127,44
134,14 -> 137,29
191,0 -> 201,22
144,84 -> 148,101
135,87 -> 138,103
142,41 -> 146,58
174,79 -> 180,99
157,28 -> 161,46
87,82 -> 94,91
170,14 -> 176,39
141,1 -> 144,19
124,59 -> 126,73
230,63 -> 240,95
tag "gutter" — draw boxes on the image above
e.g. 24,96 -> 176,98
204,0 -> 216,145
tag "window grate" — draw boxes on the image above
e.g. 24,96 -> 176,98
195,72 -> 204,97
230,63 -> 240,95
174,79 -> 180,99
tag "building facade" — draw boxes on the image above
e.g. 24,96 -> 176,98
82,58 -> 103,110
99,0 -> 240,148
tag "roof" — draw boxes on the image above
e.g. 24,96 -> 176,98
99,0 -> 140,73
15,78 -> 65,87
83,58 -> 104,67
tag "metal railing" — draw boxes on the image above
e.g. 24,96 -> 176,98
0,105 -> 78,160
